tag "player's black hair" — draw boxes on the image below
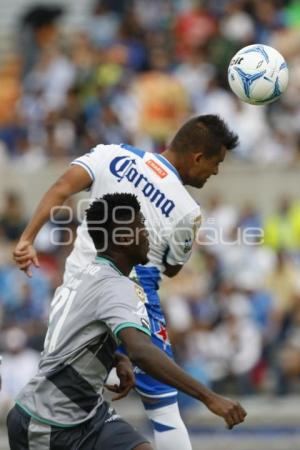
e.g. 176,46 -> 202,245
86,193 -> 141,251
169,115 -> 239,157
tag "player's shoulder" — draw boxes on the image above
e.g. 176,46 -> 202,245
89,143 -> 124,156
85,262 -> 135,287
178,188 -> 200,210
85,143 -> 147,163
171,188 -> 201,223
91,264 -> 146,302
83,262 -> 122,280
73,262 -> 120,287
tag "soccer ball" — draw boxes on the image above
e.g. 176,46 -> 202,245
228,44 -> 289,105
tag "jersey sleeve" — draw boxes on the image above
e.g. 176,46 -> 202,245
165,207 -> 201,267
97,278 -> 151,340
70,145 -> 106,184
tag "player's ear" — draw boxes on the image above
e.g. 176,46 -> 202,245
194,152 -> 204,164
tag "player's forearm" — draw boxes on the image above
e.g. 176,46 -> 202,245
113,352 -> 131,366
129,343 -> 214,404
20,185 -> 70,242
20,166 -> 92,243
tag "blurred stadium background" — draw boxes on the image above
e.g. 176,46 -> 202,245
0,0 -> 300,449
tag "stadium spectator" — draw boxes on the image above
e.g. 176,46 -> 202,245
0,192 -> 27,242
276,289 -> 300,394
0,264 -> 50,349
264,197 -> 300,251
0,0 -> 299,164
0,327 -> 39,416
185,288 -> 262,395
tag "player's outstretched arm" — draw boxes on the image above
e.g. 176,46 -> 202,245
119,328 -> 247,430
13,165 -> 92,277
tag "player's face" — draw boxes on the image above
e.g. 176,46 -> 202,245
131,212 -> 149,265
187,146 -> 226,188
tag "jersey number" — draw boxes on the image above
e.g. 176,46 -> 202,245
44,287 -> 76,353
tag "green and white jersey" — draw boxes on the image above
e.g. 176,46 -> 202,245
16,257 -> 150,428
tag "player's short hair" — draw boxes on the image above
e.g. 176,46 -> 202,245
169,115 -> 239,157
86,193 -> 141,251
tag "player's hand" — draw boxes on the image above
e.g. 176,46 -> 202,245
205,393 -> 247,429
13,240 -> 40,277
105,354 -> 135,401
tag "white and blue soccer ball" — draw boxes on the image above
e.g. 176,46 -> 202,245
228,44 -> 289,105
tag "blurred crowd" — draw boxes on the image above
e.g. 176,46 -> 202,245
161,194 -> 300,406
1,0 -> 300,417
0,0 -> 300,165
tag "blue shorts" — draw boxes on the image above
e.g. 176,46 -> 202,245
119,265 -> 177,400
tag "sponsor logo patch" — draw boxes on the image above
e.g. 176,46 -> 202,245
109,156 -> 175,217
183,238 -> 193,253
146,159 -> 168,179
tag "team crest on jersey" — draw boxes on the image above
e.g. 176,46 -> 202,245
134,300 -> 149,330
193,215 -> 202,239
183,238 -> 193,253
134,284 -> 146,303
146,159 -> 168,179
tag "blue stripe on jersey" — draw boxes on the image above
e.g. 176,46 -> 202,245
135,266 -> 163,326
121,143 -> 145,158
155,154 -> 182,182
121,143 -> 182,182
135,265 -> 161,293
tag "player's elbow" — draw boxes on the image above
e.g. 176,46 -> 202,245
51,178 -> 73,201
164,263 -> 182,278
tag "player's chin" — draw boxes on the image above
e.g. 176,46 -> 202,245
194,179 -> 206,188
190,177 -> 207,188
139,253 -> 149,265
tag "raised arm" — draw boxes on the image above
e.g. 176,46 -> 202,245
119,328 -> 247,430
13,165 -> 92,277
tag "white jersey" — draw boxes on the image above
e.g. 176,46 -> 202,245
65,144 -> 201,284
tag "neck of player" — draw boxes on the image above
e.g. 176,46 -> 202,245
97,252 -> 133,277
161,148 -> 187,183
